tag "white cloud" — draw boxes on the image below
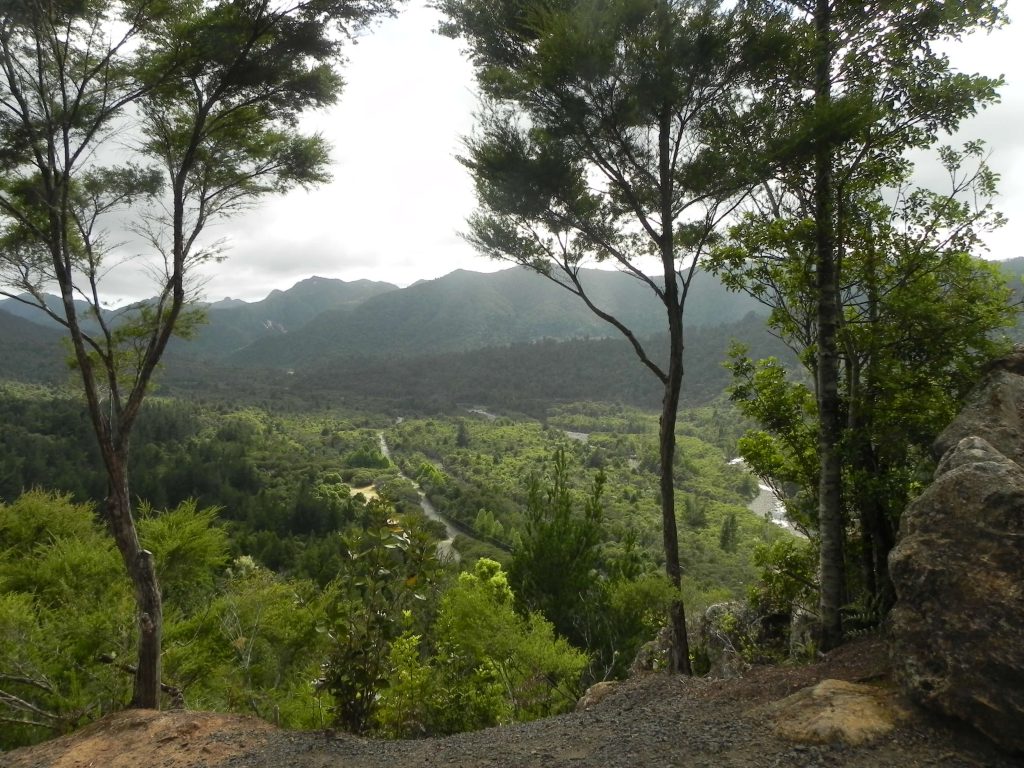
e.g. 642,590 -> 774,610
192,1 -> 499,301
43,3 -> 1024,304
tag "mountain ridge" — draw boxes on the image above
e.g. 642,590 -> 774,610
223,266 -> 766,368
5,259 -> 1020,397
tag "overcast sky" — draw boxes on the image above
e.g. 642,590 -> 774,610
181,2 -> 1024,303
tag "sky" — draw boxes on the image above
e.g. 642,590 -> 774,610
188,1 -> 487,303
163,3 -> 1024,302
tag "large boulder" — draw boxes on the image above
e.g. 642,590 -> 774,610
888,435 -> 1024,753
692,601 -> 790,677
766,679 -> 908,746
693,602 -> 752,678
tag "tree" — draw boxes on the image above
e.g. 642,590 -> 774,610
439,0 -> 776,674
718,510 -> 738,553
807,0 -> 844,653
509,448 -> 604,648
726,150 -> 1015,606
712,0 -> 1007,648
322,503 -> 443,734
429,558 -> 587,728
0,0 -> 392,707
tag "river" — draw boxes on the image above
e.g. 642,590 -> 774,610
378,432 -> 462,562
729,457 -> 797,532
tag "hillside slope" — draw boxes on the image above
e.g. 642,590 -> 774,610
294,311 -> 792,410
0,311 -> 66,382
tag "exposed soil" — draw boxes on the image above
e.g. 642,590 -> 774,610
3,637 -> 1021,768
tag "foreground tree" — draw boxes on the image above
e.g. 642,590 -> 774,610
721,146 -> 1015,616
0,0 -> 392,707
440,0 -> 777,674
713,0 -> 1007,648
509,448 -> 604,647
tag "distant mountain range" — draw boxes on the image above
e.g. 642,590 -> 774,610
3,260 -> 1020,406
178,275 -> 398,358
220,267 -> 764,368
0,266 -> 766,369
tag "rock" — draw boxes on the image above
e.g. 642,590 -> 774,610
694,599 -> 795,677
694,602 -> 753,678
630,626 -> 671,674
576,681 -> 618,711
695,602 -> 749,678
933,369 -> 1024,465
888,435 -> 1024,753
788,607 -> 818,660
766,679 -> 908,746
980,344 -> 1024,377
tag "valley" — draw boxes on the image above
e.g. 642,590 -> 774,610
0,262 -> 1018,752
2,0 -> 1022,759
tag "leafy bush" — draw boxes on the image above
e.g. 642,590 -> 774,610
163,558 -> 328,727
0,492 -> 133,748
320,504 -> 444,733
374,559 -> 587,737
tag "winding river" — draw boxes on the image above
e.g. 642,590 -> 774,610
378,433 -> 462,562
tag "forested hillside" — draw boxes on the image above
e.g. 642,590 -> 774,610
291,311 -> 795,412
1,0 -> 1021,758
0,383 -> 790,747
0,268 -> 790,406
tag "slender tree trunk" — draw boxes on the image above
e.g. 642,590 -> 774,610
655,50 -> 691,672
813,0 -> 845,651
105,456 -> 162,709
846,362 -> 877,601
660,326 -> 691,675
846,399 -> 895,612
53,210 -> 164,708
859,247 -> 895,614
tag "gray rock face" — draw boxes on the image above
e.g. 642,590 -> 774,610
933,369 -> 1024,465
629,626 -> 670,674
889,435 -> 1024,753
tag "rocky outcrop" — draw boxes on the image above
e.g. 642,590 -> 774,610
694,602 -> 752,678
692,601 -> 793,677
932,368 -> 1024,465
766,679 -> 908,746
889,378 -> 1024,755
630,626 -> 670,674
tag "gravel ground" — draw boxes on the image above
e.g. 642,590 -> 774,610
4,637 -> 1021,768
221,674 -> 1019,768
